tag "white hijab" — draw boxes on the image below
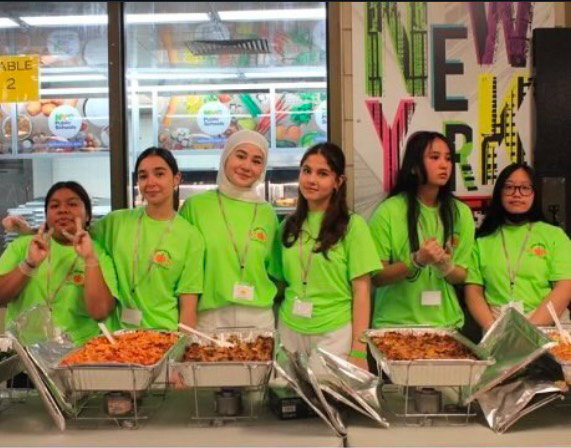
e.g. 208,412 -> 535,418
216,130 -> 269,203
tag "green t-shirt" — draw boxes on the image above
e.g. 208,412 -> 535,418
368,194 -> 475,328
466,222 -> 571,313
0,236 -> 119,345
92,207 -> 205,331
179,190 -> 280,312
276,212 -> 381,334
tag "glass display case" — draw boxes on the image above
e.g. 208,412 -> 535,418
0,2 -> 328,251
125,2 -> 328,212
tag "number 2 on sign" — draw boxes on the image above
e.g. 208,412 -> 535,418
6,78 -> 15,89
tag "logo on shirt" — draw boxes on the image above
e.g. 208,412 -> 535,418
68,271 -> 85,286
529,243 -> 547,258
449,233 -> 460,249
250,227 -> 267,243
153,250 -> 172,268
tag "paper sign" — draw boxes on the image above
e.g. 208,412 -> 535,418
0,55 -> 39,103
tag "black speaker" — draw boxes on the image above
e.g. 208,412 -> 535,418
533,28 -> 571,170
532,28 -> 571,234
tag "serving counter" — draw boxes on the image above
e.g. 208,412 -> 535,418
2,389 -> 571,447
0,390 -> 343,447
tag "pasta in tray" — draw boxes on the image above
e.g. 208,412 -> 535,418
371,332 -> 478,361
60,331 -> 178,367
547,332 -> 571,361
183,335 -> 273,362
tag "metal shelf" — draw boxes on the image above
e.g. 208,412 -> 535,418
0,152 -> 110,160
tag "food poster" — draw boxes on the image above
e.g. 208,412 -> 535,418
0,98 -> 109,154
158,93 -> 270,150
158,91 -> 327,151
274,91 -> 327,149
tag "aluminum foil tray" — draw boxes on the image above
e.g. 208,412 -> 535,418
172,329 -> 275,388
0,354 -> 23,384
540,326 -> 571,384
52,330 -> 184,392
365,328 -> 494,387
0,336 -> 22,383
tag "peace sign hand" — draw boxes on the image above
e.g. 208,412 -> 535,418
62,217 -> 96,262
27,223 -> 53,267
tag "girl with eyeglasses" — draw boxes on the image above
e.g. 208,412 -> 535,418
465,163 -> 571,330
368,131 -> 475,329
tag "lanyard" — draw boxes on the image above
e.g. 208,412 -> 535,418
299,229 -> 316,298
217,190 -> 258,280
500,223 -> 533,298
418,211 -> 441,243
46,248 -> 79,310
131,208 -> 175,294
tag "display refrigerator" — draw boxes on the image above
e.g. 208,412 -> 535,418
0,1 -> 328,250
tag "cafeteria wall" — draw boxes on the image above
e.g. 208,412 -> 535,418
333,2 -> 566,223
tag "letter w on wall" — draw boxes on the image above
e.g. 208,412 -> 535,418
469,2 -> 533,67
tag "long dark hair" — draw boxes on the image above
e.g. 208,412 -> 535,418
390,131 -> 456,252
477,163 -> 546,238
45,181 -> 92,229
135,147 -> 180,211
282,142 -> 350,258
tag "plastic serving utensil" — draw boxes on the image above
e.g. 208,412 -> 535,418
547,302 -> 571,345
98,322 -> 116,345
177,323 -> 234,348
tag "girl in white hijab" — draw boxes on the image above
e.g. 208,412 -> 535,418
179,130 -> 281,330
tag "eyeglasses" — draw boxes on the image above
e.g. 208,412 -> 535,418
502,184 -> 534,196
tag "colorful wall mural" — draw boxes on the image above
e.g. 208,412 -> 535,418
352,2 -> 554,219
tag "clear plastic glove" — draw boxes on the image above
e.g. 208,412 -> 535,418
2,215 -> 32,234
434,244 -> 454,277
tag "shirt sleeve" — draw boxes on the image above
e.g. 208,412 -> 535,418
452,201 -> 475,269
178,197 -> 194,225
90,213 -> 111,252
0,237 -> 28,275
368,202 -> 393,262
93,240 -> 119,299
465,240 -> 484,285
346,214 -> 382,280
268,219 -> 285,282
547,227 -> 571,282
176,225 -> 205,295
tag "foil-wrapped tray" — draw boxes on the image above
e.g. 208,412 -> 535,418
171,329 -> 276,388
539,326 -> 571,384
365,328 -> 494,387
52,330 -> 184,392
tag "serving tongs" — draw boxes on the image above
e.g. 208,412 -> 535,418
177,323 -> 234,348
547,302 -> 571,345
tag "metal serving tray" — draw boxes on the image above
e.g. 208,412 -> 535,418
365,328 -> 494,387
172,329 -> 275,388
0,336 -> 22,384
540,326 -> 571,384
53,330 -> 184,392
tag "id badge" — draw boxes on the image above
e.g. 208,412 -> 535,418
121,307 -> 143,326
293,298 -> 313,318
232,282 -> 255,301
421,290 -> 442,307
